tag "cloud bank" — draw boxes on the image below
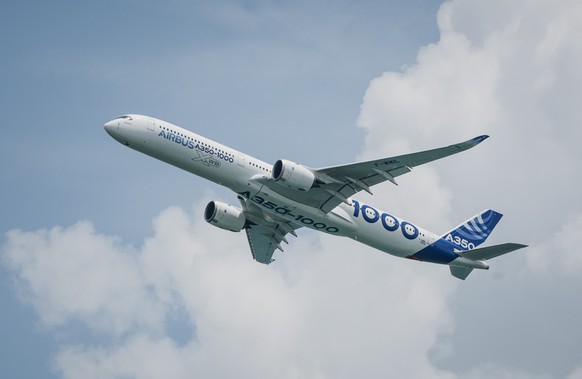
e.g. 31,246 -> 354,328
3,0 -> 582,378
3,204 -> 456,379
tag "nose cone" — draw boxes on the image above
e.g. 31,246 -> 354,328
104,119 -> 129,145
104,119 -> 117,135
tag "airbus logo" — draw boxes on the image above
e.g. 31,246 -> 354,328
158,130 -> 195,149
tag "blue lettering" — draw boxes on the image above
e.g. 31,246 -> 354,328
361,205 -> 379,223
352,199 -> 361,217
159,131 -> 207,152
381,213 -> 400,232
401,222 -> 419,240
237,191 -> 251,199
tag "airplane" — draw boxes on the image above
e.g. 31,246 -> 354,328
104,114 -> 526,279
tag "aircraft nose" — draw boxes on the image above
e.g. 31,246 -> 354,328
104,118 -> 130,145
104,119 -> 117,132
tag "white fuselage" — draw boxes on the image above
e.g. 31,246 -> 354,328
105,114 -> 441,261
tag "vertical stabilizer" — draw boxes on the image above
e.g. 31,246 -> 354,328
441,209 -> 503,252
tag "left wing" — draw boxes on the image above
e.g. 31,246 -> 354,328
263,135 -> 489,213
239,197 -> 300,264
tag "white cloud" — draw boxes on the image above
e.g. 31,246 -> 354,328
356,0 -> 582,377
2,221 -> 165,336
567,364 -> 582,379
526,214 -> 582,276
358,0 -> 582,237
461,362 -> 552,379
3,202 -> 460,378
55,335 -> 190,379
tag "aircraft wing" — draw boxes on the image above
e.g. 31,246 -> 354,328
263,135 -> 489,213
239,197 -> 300,264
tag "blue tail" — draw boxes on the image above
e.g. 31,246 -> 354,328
408,209 -> 503,265
441,209 -> 503,252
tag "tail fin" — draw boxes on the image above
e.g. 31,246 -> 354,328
416,209 -> 526,280
441,209 -> 503,252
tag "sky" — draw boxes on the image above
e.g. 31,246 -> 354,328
1,0 -> 582,378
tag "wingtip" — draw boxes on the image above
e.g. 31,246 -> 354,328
472,135 -> 490,144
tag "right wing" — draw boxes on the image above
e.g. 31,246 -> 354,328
262,135 -> 489,213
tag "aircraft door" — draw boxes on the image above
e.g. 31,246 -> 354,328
147,118 -> 156,131
237,153 -> 246,167
427,233 -> 437,247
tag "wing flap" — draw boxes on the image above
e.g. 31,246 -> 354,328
239,197 -> 300,264
245,227 -> 277,264
245,221 -> 301,264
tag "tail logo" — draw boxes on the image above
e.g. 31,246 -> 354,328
444,209 -> 503,251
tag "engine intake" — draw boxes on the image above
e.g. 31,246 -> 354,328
272,159 -> 315,191
204,201 -> 246,232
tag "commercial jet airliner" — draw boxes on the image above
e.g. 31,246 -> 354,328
104,114 -> 526,279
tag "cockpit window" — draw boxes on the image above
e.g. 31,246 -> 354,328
117,115 -> 133,120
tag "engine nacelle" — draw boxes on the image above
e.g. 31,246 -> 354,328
204,201 -> 246,232
272,159 -> 315,191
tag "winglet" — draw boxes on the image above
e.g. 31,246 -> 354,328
470,135 -> 489,145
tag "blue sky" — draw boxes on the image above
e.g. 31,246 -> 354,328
0,0 -> 439,242
3,1 -> 582,378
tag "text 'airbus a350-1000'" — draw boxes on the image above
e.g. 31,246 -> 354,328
104,114 -> 526,280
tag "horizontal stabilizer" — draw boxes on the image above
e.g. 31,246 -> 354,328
450,266 -> 473,280
461,243 -> 528,261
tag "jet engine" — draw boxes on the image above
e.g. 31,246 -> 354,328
204,201 -> 246,232
272,159 -> 315,191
